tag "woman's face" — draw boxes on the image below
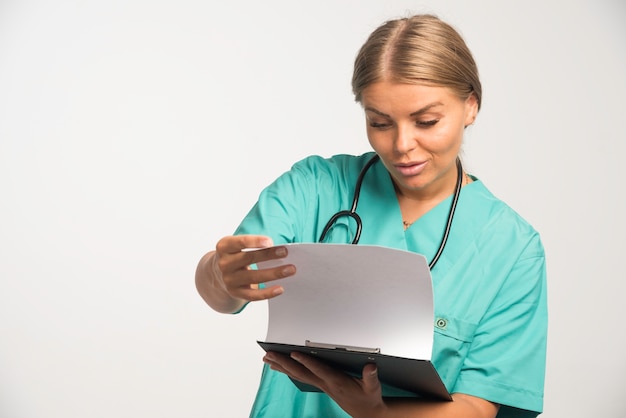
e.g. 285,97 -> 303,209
361,81 -> 478,200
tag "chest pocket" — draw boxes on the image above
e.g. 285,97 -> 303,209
431,314 -> 479,392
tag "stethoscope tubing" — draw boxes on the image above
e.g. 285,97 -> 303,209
318,154 -> 463,271
318,154 -> 379,244
428,158 -> 463,269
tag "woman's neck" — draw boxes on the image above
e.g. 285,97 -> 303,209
396,171 -> 471,229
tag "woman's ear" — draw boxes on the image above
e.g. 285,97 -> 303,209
464,93 -> 479,128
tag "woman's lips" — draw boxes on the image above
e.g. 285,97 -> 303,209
395,161 -> 427,177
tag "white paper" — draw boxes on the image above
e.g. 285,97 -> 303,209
257,243 -> 434,360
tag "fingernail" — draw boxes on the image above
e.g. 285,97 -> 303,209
370,366 -> 378,376
272,287 -> 284,296
275,247 -> 287,257
282,265 -> 295,276
290,352 -> 302,362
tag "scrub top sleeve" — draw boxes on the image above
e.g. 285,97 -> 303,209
234,157 -> 320,245
454,234 -> 548,417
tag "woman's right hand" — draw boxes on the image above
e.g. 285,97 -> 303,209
213,234 -> 295,303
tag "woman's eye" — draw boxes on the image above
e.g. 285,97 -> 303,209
369,121 -> 391,129
417,119 -> 439,127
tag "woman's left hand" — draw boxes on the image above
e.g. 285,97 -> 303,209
263,351 -> 387,418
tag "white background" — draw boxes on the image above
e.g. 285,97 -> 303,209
1,0 -> 624,417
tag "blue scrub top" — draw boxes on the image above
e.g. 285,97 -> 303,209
234,153 -> 547,418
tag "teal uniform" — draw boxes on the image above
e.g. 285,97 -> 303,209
234,153 -> 547,418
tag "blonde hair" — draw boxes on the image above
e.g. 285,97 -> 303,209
352,14 -> 482,110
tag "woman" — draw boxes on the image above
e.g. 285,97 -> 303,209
196,14 -> 547,418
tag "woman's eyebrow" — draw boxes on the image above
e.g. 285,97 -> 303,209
364,102 -> 444,118
410,102 -> 443,116
364,107 -> 390,118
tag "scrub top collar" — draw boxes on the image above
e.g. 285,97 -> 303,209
357,156 -> 483,273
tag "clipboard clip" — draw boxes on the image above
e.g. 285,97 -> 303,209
305,340 -> 381,354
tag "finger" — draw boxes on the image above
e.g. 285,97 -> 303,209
226,259 -> 295,285
214,235 -> 296,302
263,352 -> 293,375
217,241 -> 291,280
291,353 -> 381,397
216,235 -> 273,254
264,352 -> 323,387
290,352 -> 335,376
222,260 -> 295,301
361,363 -> 382,396
220,247 -> 295,291
289,352 -> 346,390
237,245 -> 290,268
230,283 -> 285,301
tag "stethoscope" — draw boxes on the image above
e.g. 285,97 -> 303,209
318,154 -> 464,270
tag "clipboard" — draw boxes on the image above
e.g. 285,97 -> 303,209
257,340 -> 451,400
255,243 -> 452,401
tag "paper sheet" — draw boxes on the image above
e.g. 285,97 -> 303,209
256,243 -> 434,360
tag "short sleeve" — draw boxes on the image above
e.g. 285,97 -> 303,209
233,154 -> 367,245
234,158 -> 320,245
453,234 -> 548,417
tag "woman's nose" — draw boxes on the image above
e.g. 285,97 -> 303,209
394,124 -> 417,154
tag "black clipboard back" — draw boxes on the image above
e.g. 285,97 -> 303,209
258,341 -> 452,401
